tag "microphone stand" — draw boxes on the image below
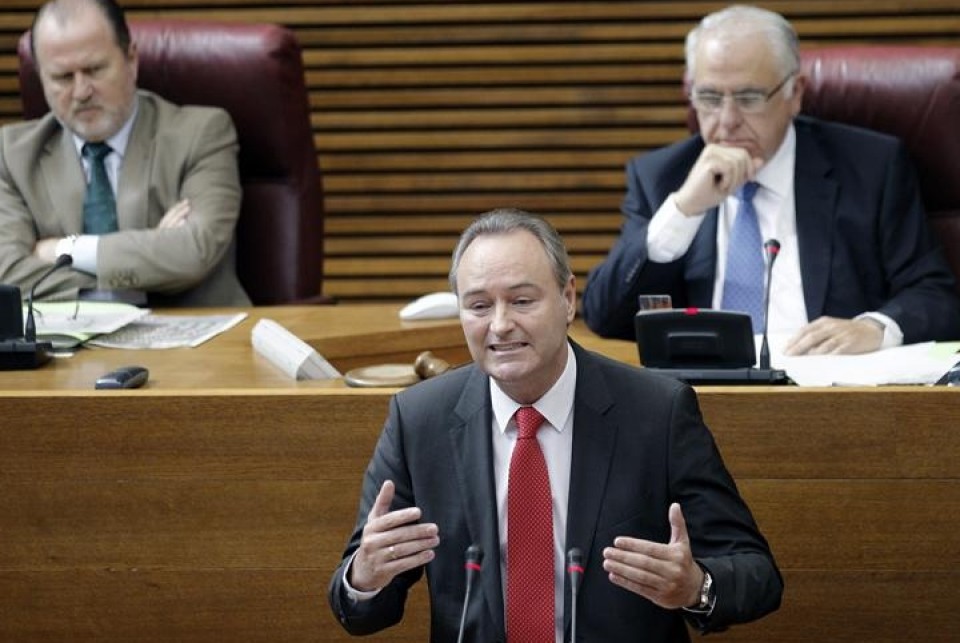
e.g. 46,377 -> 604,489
456,545 -> 483,643
751,239 -> 790,384
759,240 -> 779,371
567,548 -> 584,643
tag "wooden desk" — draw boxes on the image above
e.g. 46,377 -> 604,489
0,304 -> 470,391
1,306 -> 958,642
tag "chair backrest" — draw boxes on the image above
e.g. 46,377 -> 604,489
689,46 -> 960,294
18,20 -> 325,305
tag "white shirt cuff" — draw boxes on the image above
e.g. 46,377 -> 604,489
647,193 -> 706,263
856,311 -> 904,349
341,550 -> 383,603
70,235 -> 99,275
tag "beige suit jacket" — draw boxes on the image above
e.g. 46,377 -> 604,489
0,90 -> 250,306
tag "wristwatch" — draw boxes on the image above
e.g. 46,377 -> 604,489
696,568 -> 715,610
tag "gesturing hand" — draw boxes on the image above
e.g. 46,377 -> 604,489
601,503 -> 703,609
349,480 -> 440,592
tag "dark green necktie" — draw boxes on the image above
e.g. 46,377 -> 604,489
82,142 -> 118,234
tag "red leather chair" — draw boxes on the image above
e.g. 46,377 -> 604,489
18,21 -> 327,305
688,46 -> 960,294
800,46 -> 960,294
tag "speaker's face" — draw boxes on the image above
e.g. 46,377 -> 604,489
33,2 -> 138,143
456,229 -> 576,404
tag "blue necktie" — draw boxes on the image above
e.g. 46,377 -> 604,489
82,142 -> 118,234
721,181 -> 764,332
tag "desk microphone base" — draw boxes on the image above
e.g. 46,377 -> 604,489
645,366 -> 791,386
0,340 -> 53,370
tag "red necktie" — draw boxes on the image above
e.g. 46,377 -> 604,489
507,406 -> 554,643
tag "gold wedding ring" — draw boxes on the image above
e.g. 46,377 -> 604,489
388,545 -> 397,560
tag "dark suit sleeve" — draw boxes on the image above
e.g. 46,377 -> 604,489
667,385 -> 783,631
328,395 -> 424,635
581,147 -> 700,341
869,143 -> 960,342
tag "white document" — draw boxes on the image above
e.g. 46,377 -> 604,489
251,318 -> 341,380
88,313 -> 248,349
29,301 -> 151,348
763,334 -> 960,386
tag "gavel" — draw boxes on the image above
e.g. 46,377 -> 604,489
414,351 -> 452,379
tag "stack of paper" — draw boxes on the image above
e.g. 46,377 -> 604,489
763,334 -> 960,386
28,301 -> 150,349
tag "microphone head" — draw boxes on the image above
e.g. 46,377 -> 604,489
566,547 -> 584,592
465,544 -> 483,568
55,253 -> 74,268
763,239 -> 781,271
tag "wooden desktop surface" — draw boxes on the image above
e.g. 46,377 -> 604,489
1,305 -> 958,642
0,304 -> 473,391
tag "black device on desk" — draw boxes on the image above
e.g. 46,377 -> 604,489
0,283 -> 53,370
0,255 -> 75,370
95,365 -> 150,389
634,308 -> 790,385
935,360 -> 960,386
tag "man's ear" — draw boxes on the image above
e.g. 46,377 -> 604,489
564,275 -> 577,323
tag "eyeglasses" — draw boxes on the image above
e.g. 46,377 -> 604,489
690,73 -> 795,114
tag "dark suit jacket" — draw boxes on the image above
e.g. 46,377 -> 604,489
329,342 -> 782,642
580,116 -> 960,342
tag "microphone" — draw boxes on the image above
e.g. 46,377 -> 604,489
0,254 -> 72,371
456,544 -> 483,643
567,548 -> 584,643
25,253 -> 74,342
759,239 -> 780,371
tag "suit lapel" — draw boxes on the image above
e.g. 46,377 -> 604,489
38,130 -> 86,234
563,344 -> 618,636
450,367 -> 505,638
794,119 -> 840,321
116,93 -> 153,230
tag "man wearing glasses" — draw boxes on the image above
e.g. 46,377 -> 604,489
581,5 -> 960,355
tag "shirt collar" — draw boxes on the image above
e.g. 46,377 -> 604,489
754,123 -> 795,198
490,341 -> 577,435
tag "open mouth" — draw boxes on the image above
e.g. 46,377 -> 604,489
489,341 -> 528,352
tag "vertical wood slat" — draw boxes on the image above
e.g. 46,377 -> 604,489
1,1 -> 958,299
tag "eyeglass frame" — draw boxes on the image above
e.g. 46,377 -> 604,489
689,72 -> 797,115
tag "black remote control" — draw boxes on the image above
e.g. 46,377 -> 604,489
95,365 -> 149,389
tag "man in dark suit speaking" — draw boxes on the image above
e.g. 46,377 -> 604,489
329,209 -> 782,642
581,5 -> 960,355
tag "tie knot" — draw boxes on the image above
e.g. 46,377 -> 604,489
737,181 -> 759,202
514,406 -> 545,439
82,142 -> 112,162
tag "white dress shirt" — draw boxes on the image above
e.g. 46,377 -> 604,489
490,342 -> 576,643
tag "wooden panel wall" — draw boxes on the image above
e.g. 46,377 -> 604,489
2,1 -> 958,301
2,387 -> 959,642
